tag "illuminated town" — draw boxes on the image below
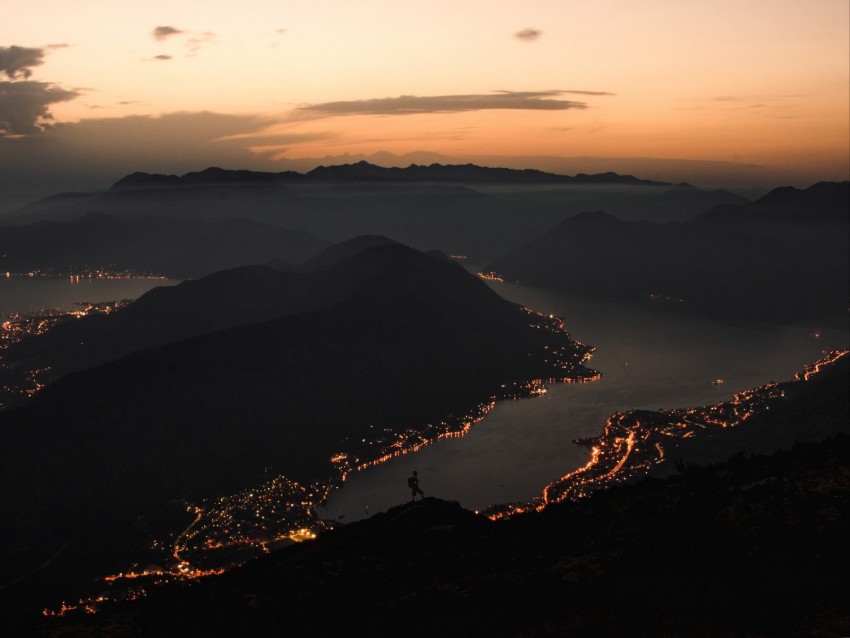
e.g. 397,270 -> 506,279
26,286 -> 847,620
4,268 -> 167,280
41,305 -> 598,617
477,271 -> 505,282
485,349 -> 850,520
0,300 -> 134,408
1,268 -> 168,408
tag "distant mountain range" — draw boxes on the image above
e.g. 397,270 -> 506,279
695,180 -> 849,226
1,162 -> 747,262
0,238 -> 593,603
0,213 -> 328,279
107,162 -> 672,189
486,181 -> 849,324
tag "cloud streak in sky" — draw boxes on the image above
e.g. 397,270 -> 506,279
515,28 -> 542,42
297,91 -> 594,118
152,26 -> 185,41
0,81 -> 81,135
151,26 -> 216,56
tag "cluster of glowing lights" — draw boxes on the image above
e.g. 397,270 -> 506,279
352,401 -> 497,474
43,304 -> 597,618
477,271 -> 504,282
0,300 -> 132,407
69,272 -> 167,281
168,476 -> 331,571
531,350 -> 849,510
2,268 -> 165,279
795,349 -> 848,381
289,528 -> 318,542
43,589 -> 147,618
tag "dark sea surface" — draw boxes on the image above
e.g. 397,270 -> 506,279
0,276 -> 179,318
322,280 -> 849,520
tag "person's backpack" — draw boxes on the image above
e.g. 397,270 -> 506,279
407,476 -> 415,488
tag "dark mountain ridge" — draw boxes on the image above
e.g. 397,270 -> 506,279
696,180 -> 849,226
302,161 -> 670,185
105,161 -> 669,191
29,409 -> 850,636
0,241 -> 593,601
486,181 -> 849,324
0,237 -> 459,393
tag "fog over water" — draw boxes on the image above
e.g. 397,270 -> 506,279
322,280 -> 849,521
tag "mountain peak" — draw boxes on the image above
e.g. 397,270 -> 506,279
109,171 -> 182,192
301,235 -> 400,271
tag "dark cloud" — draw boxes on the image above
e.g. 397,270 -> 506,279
150,26 -> 215,56
0,46 -> 45,80
515,28 -> 542,42
297,91 -> 589,117
152,26 -> 184,41
0,81 -> 80,135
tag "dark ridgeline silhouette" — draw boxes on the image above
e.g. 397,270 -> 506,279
485,181 -> 850,324
0,235 -> 403,396
26,360 -> 849,637
0,238 -> 594,612
300,161 -> 670,185
408,471 -> 424,501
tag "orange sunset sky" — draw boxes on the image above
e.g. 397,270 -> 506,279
1,0 -> 848,207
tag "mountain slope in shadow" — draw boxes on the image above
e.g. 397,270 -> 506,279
0,241 -> 593,602
0,236 -> 433,391
0,213 -> 328,279
32,373 -> 849,637
486,181 -> 849,324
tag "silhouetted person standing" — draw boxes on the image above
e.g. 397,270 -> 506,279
408,470 -> 424,501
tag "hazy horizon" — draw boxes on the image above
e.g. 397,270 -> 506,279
0,150 -> 830,214
2,0 -> 848,210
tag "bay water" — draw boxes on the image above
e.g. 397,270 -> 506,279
321,281 -> 848,520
